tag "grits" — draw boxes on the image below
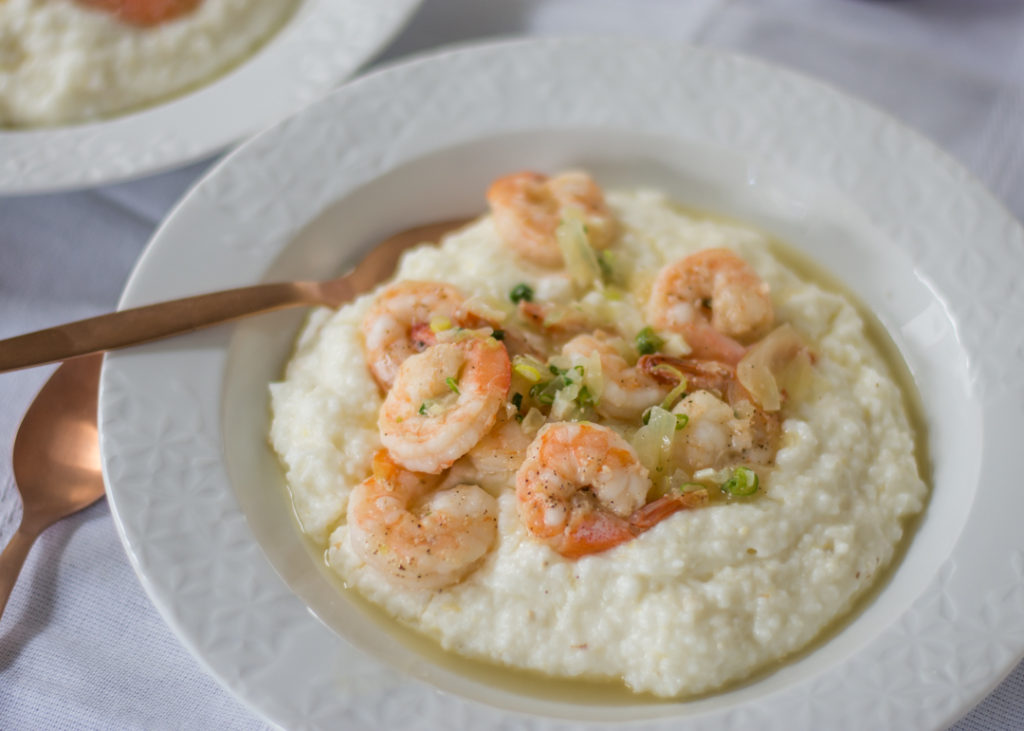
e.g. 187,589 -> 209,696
0,0 -> 296,127
269,188 -> 927,697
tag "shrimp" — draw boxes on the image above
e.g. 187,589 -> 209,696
346,451 -> 497,590
563,332 -> 666,420
639,353 -> 746,403
467,408 -> 532,478
647,248 -> 774,364
671,390 -> 780,473
362,281 -> 466,390
638,352 -> 781,471
486,171 -> 617,267
515,422 -> 706,558
379,337 -> 511,474
74,0 -> 200,26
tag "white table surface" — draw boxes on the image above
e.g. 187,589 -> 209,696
3,1 -> 1023,728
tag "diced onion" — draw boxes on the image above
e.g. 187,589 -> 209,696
462,295 -> 508,323
737,324 -> 812,411
520,408 -> 546,435
631,405 -> 677,475
660,332 -> 692,357
556,209 -> 603,291
581,350 -> 604,404
512,354 -> 546,383
550,382 -> 581,420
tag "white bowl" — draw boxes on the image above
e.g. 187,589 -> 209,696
0,0 -> 420,195
99,38 -> 1024,729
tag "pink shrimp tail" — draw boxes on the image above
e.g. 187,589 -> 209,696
683,323 -> 747,365
558,491 -> 709,559
630,491 -> 709,532
559,511 -> 636,559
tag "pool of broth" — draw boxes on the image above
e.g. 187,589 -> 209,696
294,216 -> 932,709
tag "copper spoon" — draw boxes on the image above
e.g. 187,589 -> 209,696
0,219 -> 466,618
0,219 -> 467,373
0,354 -> 104,619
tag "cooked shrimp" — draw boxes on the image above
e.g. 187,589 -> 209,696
346,451 -> 497,590
515,422 -> 705,558
75,0 -> 200,26
647,248 -> 773,363
467,408 -> 532,478
639,353 -> 746,403
487,171 -> 617,267
671,390 -> 780,473
379,337 -> 511,474
362,281 -> 466,390
563,332 -> 666,420
638,352 -> 781,470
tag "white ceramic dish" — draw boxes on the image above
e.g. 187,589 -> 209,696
0,0 -> 421,196
99,38 -> 1024,729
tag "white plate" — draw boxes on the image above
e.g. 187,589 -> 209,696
99,38 -> 1024,729
0,0 -> 421,195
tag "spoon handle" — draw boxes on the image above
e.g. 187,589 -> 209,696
0,526 -> 40,620
0,281 -> 327,373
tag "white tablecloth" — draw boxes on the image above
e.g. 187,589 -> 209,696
2,1 -> 1023,728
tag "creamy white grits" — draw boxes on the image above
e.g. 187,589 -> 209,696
0,0 -> 296,127
269,188 -> 927,697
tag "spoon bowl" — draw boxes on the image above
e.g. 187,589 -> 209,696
0,354 -> 105,619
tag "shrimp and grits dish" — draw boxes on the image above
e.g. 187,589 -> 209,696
269,171 -> 927,697
0,0 -> 296,126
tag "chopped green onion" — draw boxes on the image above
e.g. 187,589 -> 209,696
635,327 -> 664,356
679,482 -> 705,493
653,363 -> 688,411
529,381 -> 557,405
445,377 -> 460,394
511,392 -> 523,411
642,407 -> 652,425
532,377 -> 568,404
721,467 -> 759,497
674,413 -> 689,430
602,285 -> 624,301
418,402 -> 430,416
525,362 -> 593,410
429,316 -> 452,332
491,329 -> 505,341
509,283 -> 534,304
512,356 -> 544,383
513,363 -> 543,382
597,250 -> 615,281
